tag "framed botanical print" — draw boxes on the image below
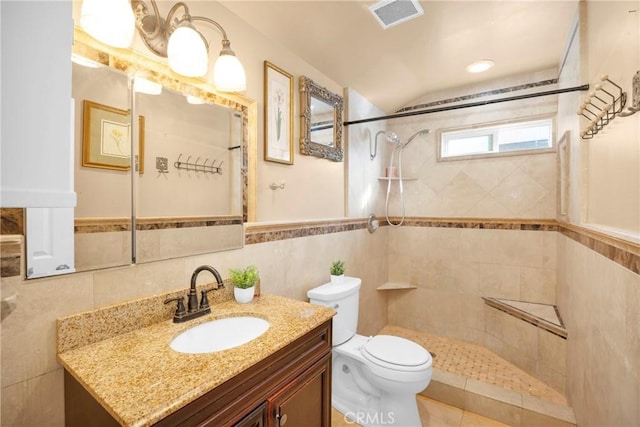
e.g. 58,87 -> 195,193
264,61 -> 294,164
82,100 -> 145,173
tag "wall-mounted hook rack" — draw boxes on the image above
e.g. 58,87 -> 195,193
174,154 -> 223,174
577,74 -> 634,139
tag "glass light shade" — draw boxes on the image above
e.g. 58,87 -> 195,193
213,54 -> 247,92
186,95 -> 207,105
133,78 -> 162,95
80,0 -> 135,48
167,25 -> 208,77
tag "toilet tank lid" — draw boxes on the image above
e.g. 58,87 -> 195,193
307,277 -> 361,301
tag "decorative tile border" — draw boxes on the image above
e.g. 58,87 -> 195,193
74,218 -> 130,233
244,218 -> 368,244
396,79 -> 558,113
0,208 -> 23,234
483,297 -> 568,339
0,235 -> 22,278
394,217 -> 559,231
557,222 -> 640,275
136,216 -> 242,231
74,216 -> 242,234
2,210 -> 638,278
245,217 -> 638,276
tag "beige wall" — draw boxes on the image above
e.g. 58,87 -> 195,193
557,1 -> 640,237
582,1 -> 640,235
557,234 -> 639,426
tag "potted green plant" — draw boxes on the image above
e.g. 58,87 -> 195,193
229,265 -> 259,303
330,260 -> 345,284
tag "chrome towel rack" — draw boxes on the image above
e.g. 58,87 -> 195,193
578,72 -> 639,139
174,154 -> 223,175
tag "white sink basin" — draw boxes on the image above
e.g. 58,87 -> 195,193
170,316 -> 270,354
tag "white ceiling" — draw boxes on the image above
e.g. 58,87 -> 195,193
221,0 -> 579,113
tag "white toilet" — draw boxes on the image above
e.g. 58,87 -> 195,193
307,277 -> 432,427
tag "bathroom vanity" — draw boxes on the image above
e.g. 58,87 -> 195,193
57,294 -> 334,427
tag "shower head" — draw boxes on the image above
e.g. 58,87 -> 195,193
400,129 -> 431,149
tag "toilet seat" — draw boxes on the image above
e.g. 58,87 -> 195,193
362,335 -> 432,372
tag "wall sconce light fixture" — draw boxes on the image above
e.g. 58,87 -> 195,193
80,0 -> 246,92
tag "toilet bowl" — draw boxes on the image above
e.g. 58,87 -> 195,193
307,277 -> 432,427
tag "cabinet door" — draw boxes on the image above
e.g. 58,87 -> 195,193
267,354 -> 331,427
1,1 -> 75,208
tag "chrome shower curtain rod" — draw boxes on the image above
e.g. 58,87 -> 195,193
343,84 -> 590,127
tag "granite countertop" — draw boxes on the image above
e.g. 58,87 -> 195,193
57,294 -> 335,427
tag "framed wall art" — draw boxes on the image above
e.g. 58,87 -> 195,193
82,100 -> 145,173
264,61 -> 294,164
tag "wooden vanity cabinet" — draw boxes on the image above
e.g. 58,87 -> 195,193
64,320 -> 332,427
266,353 -> 330,427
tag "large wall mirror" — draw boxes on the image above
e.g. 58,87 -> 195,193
71,29 -> 253,273
299,76 -> 344,162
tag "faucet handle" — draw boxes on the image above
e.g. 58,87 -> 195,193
164,296 -> 186,317
199,288 -> 218,310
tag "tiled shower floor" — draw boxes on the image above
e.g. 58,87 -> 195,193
378,325 -> 568,406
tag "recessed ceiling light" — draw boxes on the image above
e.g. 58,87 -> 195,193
466,60 -> 495,73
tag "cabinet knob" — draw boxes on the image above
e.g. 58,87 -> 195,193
276,412 -> 288,426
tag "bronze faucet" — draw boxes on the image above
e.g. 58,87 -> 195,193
164,265 -> 225,323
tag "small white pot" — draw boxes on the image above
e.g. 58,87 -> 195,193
234,286 -> 255,304
330,274 -> 344,285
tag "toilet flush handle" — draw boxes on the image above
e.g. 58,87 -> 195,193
332,303 -> 339,309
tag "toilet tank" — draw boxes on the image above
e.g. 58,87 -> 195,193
307,277 -> 361,346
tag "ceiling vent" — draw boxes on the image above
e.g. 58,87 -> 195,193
369,0 -> 424,29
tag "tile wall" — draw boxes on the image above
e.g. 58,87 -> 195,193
2,216 -> 639,426
484,306 -> 567,394
387,224 -> 557,345
379,69 -> 559,220
557,233 -> 640,426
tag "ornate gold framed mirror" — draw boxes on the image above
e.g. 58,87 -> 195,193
299,76 -> 344,162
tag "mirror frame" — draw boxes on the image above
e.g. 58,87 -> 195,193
299,76 -> 344,162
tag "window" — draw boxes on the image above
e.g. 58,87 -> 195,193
439,118 -> 553,160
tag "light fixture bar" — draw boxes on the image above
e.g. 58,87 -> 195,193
127,0 -> 246,90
